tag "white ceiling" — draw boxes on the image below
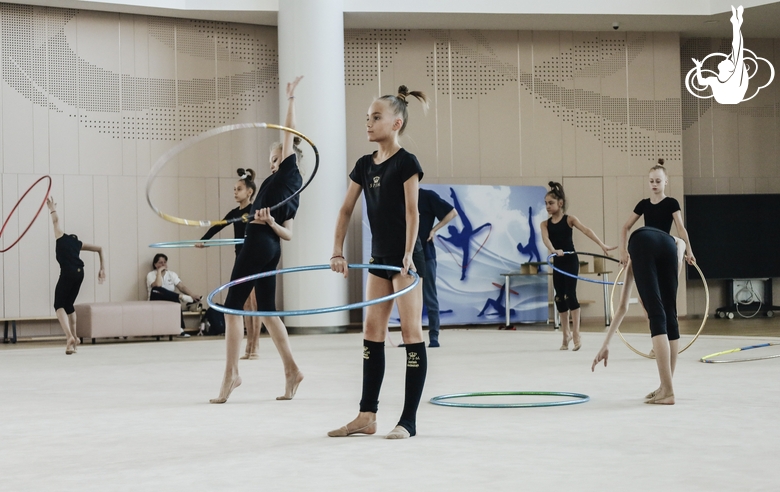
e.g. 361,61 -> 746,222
6,0 -> 780,37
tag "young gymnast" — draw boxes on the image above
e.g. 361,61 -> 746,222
210,76 -> 305,404
46,197 -> 105,355
197,169 -> 263,359
540,182 -> 615,351
329,85 -> 428,439
592,161 -> 696,405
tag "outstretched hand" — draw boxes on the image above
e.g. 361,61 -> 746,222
602,244 -> 618,255
46,196 -> 56,212
98,267 -> 106,284
592,346 -> 609,372
286,76 -> 303,99
692,58 -> 703,68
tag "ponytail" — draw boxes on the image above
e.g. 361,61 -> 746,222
546,181 -> 566,212
378,85 -> 429,135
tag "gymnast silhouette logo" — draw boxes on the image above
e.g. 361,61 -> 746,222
684,5 -> 774,104
437,188 -> 492,281
516,206 -> 541,262
477,282 -> 517,318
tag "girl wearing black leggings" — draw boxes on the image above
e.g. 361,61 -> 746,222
541,182 -> 614,351
47,197 -> 105,355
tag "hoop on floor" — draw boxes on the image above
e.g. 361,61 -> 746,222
145,123 -> 319,227
700,342 -> 780,363
207,264 -> 419,317
149,238 -> 244,248
429,391 -> 590,408
1,175 -> 52,253
610,261 -> 709,359
546,251 -> 622,286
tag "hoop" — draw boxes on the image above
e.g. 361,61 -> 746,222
207,264 -> 420,317
546,251 -> 622,286
700,342 -> 780,363
1,175 -> 52,253
610,261 -> 709,359
145,123 -> 319,227
429,391 -> 590,408
149,238 -> 244,248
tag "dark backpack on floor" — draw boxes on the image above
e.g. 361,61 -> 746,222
201,306 -> 226,336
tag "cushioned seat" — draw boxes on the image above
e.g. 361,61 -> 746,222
74,301 -> 182,343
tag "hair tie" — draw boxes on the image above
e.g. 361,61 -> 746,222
240,173 -> 248,180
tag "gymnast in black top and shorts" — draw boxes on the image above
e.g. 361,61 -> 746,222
46,197 -> 105,355
328,85 -> 428,440
593,160 -> 696,405
197,168 -> 262,360
210,76 -> 305,404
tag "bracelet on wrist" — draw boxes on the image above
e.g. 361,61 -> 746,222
330,255 -> 344,260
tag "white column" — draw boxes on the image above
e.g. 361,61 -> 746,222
278,0 -> 349,328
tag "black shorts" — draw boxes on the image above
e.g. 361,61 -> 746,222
369,248 -> 425,281
54,268 -> 84,315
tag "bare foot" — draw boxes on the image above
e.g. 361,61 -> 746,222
276,371 -> 304,400
327,412 -> 377,437
645,392 -> 675,405
209,375 -> 242,404
385,425 -> 411,439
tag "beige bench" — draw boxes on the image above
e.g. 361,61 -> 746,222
74,301 -> 182,344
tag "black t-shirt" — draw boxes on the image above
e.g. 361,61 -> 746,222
418,188 -> 454,260
349,148 -> 424,257
247,154 -> 302,240
547,215 -> 575,251
200,204 -> 252,255
633,197 -> 680,234
56,234 -> 84,272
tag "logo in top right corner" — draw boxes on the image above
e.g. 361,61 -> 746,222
684,5 -> 775,104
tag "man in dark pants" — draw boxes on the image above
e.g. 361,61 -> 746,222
418,188 -> 458,347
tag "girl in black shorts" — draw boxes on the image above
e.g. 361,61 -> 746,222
197,168 -> 262,360
210,76 -> 304,404
541,182 -> 614,351
46,197 -> 105,355
592,161 -> 696,405
329,86 -> 428,439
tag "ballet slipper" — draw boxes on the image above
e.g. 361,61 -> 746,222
384,425 -> 411,440
560,333 -> 570,350
276,371 -> 304,400
65,338 -> 76,355
645,393 -> 675,405
645,389 -> 660,399
327,420 -> 377,437
573,334 -> 582,352
209,376 -> 242,404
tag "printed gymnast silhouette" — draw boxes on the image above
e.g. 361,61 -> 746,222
478,282 -> 518,318
437,188 -> 492,281
516,206 -> 542,262
686,5 -> 775,104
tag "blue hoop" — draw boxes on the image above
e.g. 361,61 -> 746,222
149,238 -> 245,248
546,252 -> 622,286
207,264 -> 420,317
429,391 -> 590,408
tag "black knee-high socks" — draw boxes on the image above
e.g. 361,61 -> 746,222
397,342 -> 428,437
359,340 -> 385,413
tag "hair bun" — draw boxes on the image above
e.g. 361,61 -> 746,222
293,136 -> 302,146
236,168 -> 246,178
657,158 -> 665,165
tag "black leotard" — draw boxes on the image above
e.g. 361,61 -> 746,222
547,216 -> 579,313
53,234 -> 84,315
633,197 -> 680,234
200,204 -> 251,255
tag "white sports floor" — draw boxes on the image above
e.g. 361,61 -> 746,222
2,325 -> 779,491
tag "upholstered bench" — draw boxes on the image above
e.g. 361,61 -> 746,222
74,301 -> 182,344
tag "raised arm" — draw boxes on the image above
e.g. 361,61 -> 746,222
402,174 -> 421,276
281,76 -> 303,161
330,181 -> 363,278
46,197 -> 64,240
619,213 -> 641,266
569,215 -> 616,255
81,243 -> 106,283
672,210 -> 695,264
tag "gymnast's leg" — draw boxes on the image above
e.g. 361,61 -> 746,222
328,273 -> 394,437
240,289 -> 260,360
261,315 -> 304,400
552,269 -> 570,349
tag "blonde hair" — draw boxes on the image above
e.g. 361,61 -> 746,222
377,85 -> 429,135
649,158 -> 667,175
270,136 -> 304,166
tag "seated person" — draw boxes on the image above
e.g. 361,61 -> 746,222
146,253 -> 202,337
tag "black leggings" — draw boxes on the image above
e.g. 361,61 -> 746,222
552,254 -> 580,313
224,231 -> 281,311
628,227 -> 679,340
54,268 -> 84,315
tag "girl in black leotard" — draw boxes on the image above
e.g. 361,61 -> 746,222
540,182 -> 614,351
197,168 -> 262,359
46,197 -> 105,355
210,76 -> 304,404
592,161 -> 696,405
329,85 -> 428,440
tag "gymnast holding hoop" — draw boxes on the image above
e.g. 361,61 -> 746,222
592,160 -> 696,405
209,76 -> 305,404
328,86 -> 428,440
541,182 -> 615,351
46,197 -> 105,355
196,168 -> 263,360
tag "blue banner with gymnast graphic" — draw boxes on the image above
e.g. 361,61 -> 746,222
362,184 -> 549,325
